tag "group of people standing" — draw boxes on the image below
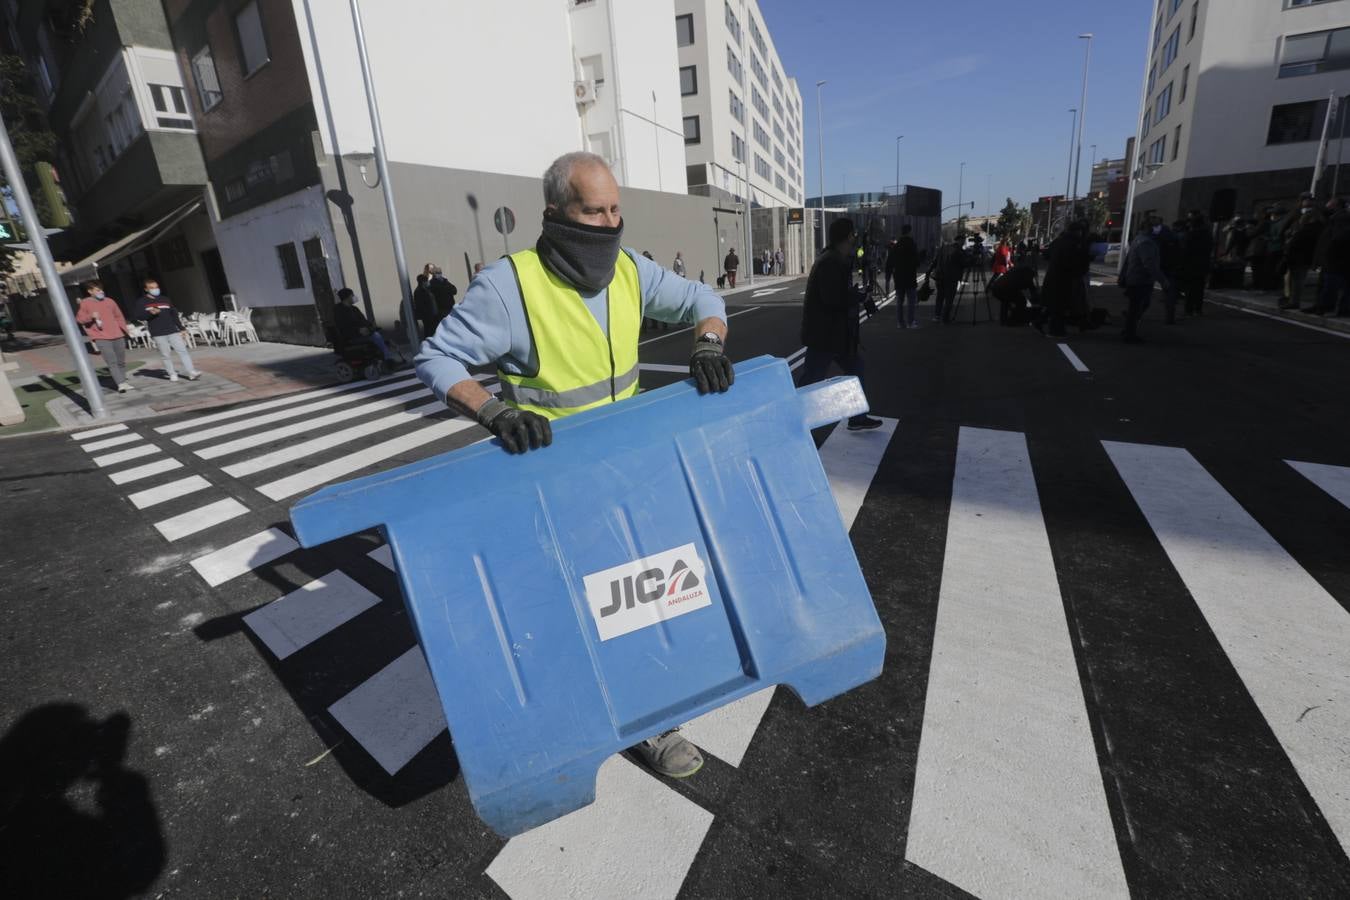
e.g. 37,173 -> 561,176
412,264 -> 461,339
74,278 -> 202,394
1217,193 -> 1350,315
721,247 -> 786,288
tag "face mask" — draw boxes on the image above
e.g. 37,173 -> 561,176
148,288 -> 161,298
536,212 -> 625,293
94,291 -> 105,299
1152,226 -> 1163,235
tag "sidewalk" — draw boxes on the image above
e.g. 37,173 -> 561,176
0,331 -> 352,435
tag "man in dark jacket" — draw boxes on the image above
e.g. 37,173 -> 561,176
799,218 -> 882,431
334,287 -> 395,363
888,225 -> 922,328
723,249 -> 739,288
413,273 -> 438,339
927,235 -> 967,323
1179,211 -> 1214,317
1280,193 -> 1324,310
1121,217 -> 1170,344
428,267 -> 458,320
1312,198 -> 1350,316
134,278 -> 201,382
1041,220 -> 1093,335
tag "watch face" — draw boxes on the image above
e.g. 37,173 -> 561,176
701,332 -> 722,344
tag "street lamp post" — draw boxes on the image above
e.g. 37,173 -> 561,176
816,80 -> 827,250
895,135 -> 904,196
1065,108 -> 1077,208
985,173 -> 992,223
957,162 -> 966,233
1072,33 -> 1094,212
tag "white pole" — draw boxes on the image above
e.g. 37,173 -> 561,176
817,80 -> 827,250
349,0 -> 418,354
1065,108 -> 1077,204
1073,34 -> 1094,212
1121,3 -> 1161,274
1311,90 -> 1338,198
0,112 -> 107,418
957,162 -> 965,233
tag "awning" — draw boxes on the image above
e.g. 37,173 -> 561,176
60,197 -> 205,286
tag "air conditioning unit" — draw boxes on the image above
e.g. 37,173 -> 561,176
574,80 -> 597,105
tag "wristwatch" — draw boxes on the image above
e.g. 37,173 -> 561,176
698,332 -> 723,346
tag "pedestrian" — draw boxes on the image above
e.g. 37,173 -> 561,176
473,262 -> 485,276
75,280 -> 134,393
1157,220 -> 1184,325
335,287 -> 396,365
134,279 -> 201,382
1281,194 -> 1325,311
672,251 -> 686,277
927,234 -> 967,323
428,266 -> 459,319
416,151 -> 731,778
1120,216 -> 1170,344
798,217 -> 883,431
991,238 -> 1013,278
890,226 -> 921,328
724,247 -> 739,288
991,264 -> 1041,327
1041,220 -> 1093,336
1311,198 -> 1350,316
1179,211 -> 1213,317
413,273 -> 438,339
774,247 -> 784,275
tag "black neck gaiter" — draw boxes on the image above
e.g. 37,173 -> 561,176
536,214 -> 624,293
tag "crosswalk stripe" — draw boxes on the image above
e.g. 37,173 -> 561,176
255,417 -> 480,501
154,373 -> 418,435
326,647 -> 447,776
194,386 -> 446,461
190,527 -> 299,588
80,432 -> 143,452
127,475 -> 212,510
485,756 -> 715,900
244,571 -> 382,660
173,376 -> 426,447
154,498 -> 250,542
72,423 -> 129,440
1058,343 -> 1090,373
109,458 -> 183,485
907,427 -> 1129,899
1105,440 -> 1350,859
221,400 -> 449,479
1287,460 -> 1350,511
92,444 -> 160,467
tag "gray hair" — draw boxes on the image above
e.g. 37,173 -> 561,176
543,151 -> 610,209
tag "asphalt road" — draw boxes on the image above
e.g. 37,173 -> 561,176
2,275 -> 1349,899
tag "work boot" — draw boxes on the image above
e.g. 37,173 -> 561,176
634,729 -> 703,779
847,415 -> 883,431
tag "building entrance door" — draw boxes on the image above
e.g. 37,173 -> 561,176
303,237 -> 335,326
199,248 -> 231,312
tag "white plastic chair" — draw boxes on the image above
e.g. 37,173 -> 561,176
222,310 -> 258,345
125,323 -> 150,348
184,314 -> 208,347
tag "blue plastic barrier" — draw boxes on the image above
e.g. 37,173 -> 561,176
290,355 -> 886,836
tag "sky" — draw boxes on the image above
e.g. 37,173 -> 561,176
762,0 -> 1152,216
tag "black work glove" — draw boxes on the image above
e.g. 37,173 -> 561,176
689,336 -> 734,395
476,398 -> 552,454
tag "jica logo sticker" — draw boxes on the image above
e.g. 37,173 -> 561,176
582,543 -> 712,641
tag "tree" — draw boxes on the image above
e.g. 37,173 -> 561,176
995,198 -> 1032,242
0,53 -> 63,276
1084,196 -> 1110,238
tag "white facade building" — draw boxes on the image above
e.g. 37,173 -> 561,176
674,0 -> 806,209
1132,0 -> 1350,226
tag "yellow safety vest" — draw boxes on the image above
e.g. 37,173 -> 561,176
498,248 -> 642,420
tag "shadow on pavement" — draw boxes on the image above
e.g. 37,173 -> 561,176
0,704 -> 165,899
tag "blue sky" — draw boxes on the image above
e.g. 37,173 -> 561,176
763,0 -> 1152,215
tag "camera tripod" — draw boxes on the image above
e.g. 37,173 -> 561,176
949,259 -> 994,326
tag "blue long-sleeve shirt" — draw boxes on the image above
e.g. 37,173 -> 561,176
415,249 -> 726,402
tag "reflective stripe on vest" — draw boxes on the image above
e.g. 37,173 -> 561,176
499,248 -> 642,421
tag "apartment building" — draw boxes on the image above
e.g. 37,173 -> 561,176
1132,0 -> 1350,226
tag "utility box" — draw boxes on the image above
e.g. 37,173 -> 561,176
290,355 -> 885,836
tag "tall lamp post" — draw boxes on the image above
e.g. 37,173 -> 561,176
1065,108 -> 1077,208
1072,33 -> 1094,213
816,79 -> 827,249
957,161 -> 966,234
895,135 -> 905,196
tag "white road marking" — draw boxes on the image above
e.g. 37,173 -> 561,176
679,688 -> 777,768
255,417 -> 480,501
154,373 -> 419,435
486,755 -> 714,900
637,306 -> 761,347
72,423 -> 129,440
751,287 -> 789,297
327,647 -> 447,775
190,528 -> 299,587
1058,343 -> 1091,373
173,376 -> 426,447
221,400 -> 449,478
80,432 -> 143,452
109,458 -> 183,485
1106,440 -> 1350,858
1207,299 -> 1350,340
1287,460 -> 1350,511
127,475 -> 212,510
92,444 -> 160,467
244,570 -> 382,660
154,498 -> 249,542
907,427 -> 1129,900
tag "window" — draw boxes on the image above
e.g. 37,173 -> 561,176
234,1 -> 269,77
731,131 -> 745,162
1188,3 -> 1198,42
726,46 -> 743,84
1172,125 -> 1182,160
191,46 -> 223,112
277,242 -> 304,289
675,13 -> 694,47
159,233 -> 193,270
1180,65 -> 1189,102
1142,103 -> 1152,138
1155,82 -> 1173,123
1290,0 -> 1344,6
751,86 -> 768,120
1154,11 -> 1165,50
1162,27 -> 1181,69
223,180 -> 246,202
683,115 -> 700,145
1279,27 -> 1350,77
680,65 -> 698,96
724,2 -> 741,43
1148,136 -> 1167,165
775,173 -> 785,192
149,84 -> 192,129
772,92 -> 783,121
1169,0 -> 1183,16
774,145 -> 785,167
750,17 -> 767,57
750,51 -> 767,89
753,120 -> 770,151
754,153 -> 771,179
271,149 -> 294,183
1267,96 -> 1350,143
729,89 -> 744,123
580,54 -> 605,88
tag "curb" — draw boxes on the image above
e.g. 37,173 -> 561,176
1204,289 -> 1350,337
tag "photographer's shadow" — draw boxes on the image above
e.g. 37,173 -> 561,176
0,704 -> 165,899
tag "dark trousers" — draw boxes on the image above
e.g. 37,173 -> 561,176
1182,274 -> 1207,315
935,280 -> 958,321
1318,270 -> 1349,314
1124,285 -> 1152,338
799,348 -> 867,398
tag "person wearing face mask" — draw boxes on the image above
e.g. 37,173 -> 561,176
1120,216 -> 1171,344
134,278 -> 201,382
1281,193 -> 1326,311
75,280 -> 134,393
415,151 -> 731,779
